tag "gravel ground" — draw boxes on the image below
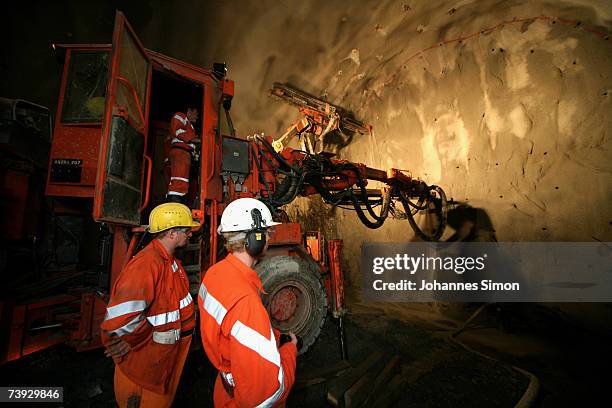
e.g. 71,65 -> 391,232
0,313 -> 530,407
288,314 -> 528,407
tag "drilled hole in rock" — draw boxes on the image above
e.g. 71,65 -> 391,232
572,60 -> 576,65
555,186 -> 559,190
542,227 -> 548,231
530,49 -> 534,53
544,152 -> 548,155
499,48 -> 504,52
499,195 -> 503,198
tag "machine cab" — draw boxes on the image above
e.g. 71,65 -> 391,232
46,11 -> 233,226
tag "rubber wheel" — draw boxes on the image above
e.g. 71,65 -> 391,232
255,255 -> 327,354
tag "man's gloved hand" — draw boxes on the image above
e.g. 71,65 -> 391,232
279,332 -> 303,351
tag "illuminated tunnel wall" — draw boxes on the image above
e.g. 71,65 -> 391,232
148,1 -> 611,314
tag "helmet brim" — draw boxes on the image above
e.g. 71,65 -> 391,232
146,219 -> 201,234
217,220 -> 282,234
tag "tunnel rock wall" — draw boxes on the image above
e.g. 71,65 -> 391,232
166,1 -> 612,296
142,0 -> 612,321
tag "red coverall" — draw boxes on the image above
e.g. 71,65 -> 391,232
198,253 -> 297,407
166,112 -> 196,198
101,239 -> 196,408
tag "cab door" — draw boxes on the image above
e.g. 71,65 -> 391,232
93,11 -> 152,225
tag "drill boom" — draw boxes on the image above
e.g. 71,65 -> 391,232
269,83 -> 371,135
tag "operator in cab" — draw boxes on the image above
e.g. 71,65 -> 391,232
165,106 -> 199,202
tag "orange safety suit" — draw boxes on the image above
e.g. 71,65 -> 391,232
101,239 -> 196,408
166,112 -> 197,198
198,253 -> 297,407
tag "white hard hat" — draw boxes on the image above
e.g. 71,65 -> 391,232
218,198 -> 281,233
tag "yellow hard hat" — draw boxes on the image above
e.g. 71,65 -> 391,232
147,203 -> 200,233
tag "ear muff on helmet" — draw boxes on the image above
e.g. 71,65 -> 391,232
245,208 -> 267,257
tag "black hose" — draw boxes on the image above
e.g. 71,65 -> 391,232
347,187 -> 394,229
274,174 -> 293,199
399,185 -> 448,241
259,148 -> 293,176
275,173 -> 306,204
350,194 -> 386,228
253,141 -> 398,230
299,155 -> 392,228
252,150 -> 276,210
253,142 -> 306,208
256,135 -> 301,173
334,161 -> 387,222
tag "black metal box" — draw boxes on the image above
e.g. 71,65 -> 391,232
221,137 -> 249,174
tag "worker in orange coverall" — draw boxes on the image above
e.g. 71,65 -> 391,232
166,107 -> 199,202
101,202 -> 200,408
199,198 -> 298,407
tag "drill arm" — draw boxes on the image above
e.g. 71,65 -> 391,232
251,134 -> 448,241
269,83 -> 372,153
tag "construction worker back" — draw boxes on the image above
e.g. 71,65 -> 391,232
198,253 -> 297,407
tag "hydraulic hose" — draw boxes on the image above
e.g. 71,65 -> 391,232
273,172 -> 306,206
399,185 -> 448,241
255,134 -> 301,173
252,152 -> 276,210
348,187 -> 393,229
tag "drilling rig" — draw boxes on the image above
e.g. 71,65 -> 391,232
0,11 -> 447,362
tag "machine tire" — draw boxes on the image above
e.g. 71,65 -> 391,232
256,254 -> 327,354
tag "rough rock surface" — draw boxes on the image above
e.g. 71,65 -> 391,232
146,0 -> 610,326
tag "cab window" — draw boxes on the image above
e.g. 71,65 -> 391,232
61,50 -> 110,123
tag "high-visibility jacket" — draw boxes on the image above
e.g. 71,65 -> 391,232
166,112 -> 196,197
101,239 -> 196,394
198,254 -> 297,407
169,112 -> 196,152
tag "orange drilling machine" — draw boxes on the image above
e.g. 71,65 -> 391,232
0,12 -> 447,362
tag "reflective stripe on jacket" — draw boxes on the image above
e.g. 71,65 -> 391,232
199,254 -> 297,407
101,239 -> 196,394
